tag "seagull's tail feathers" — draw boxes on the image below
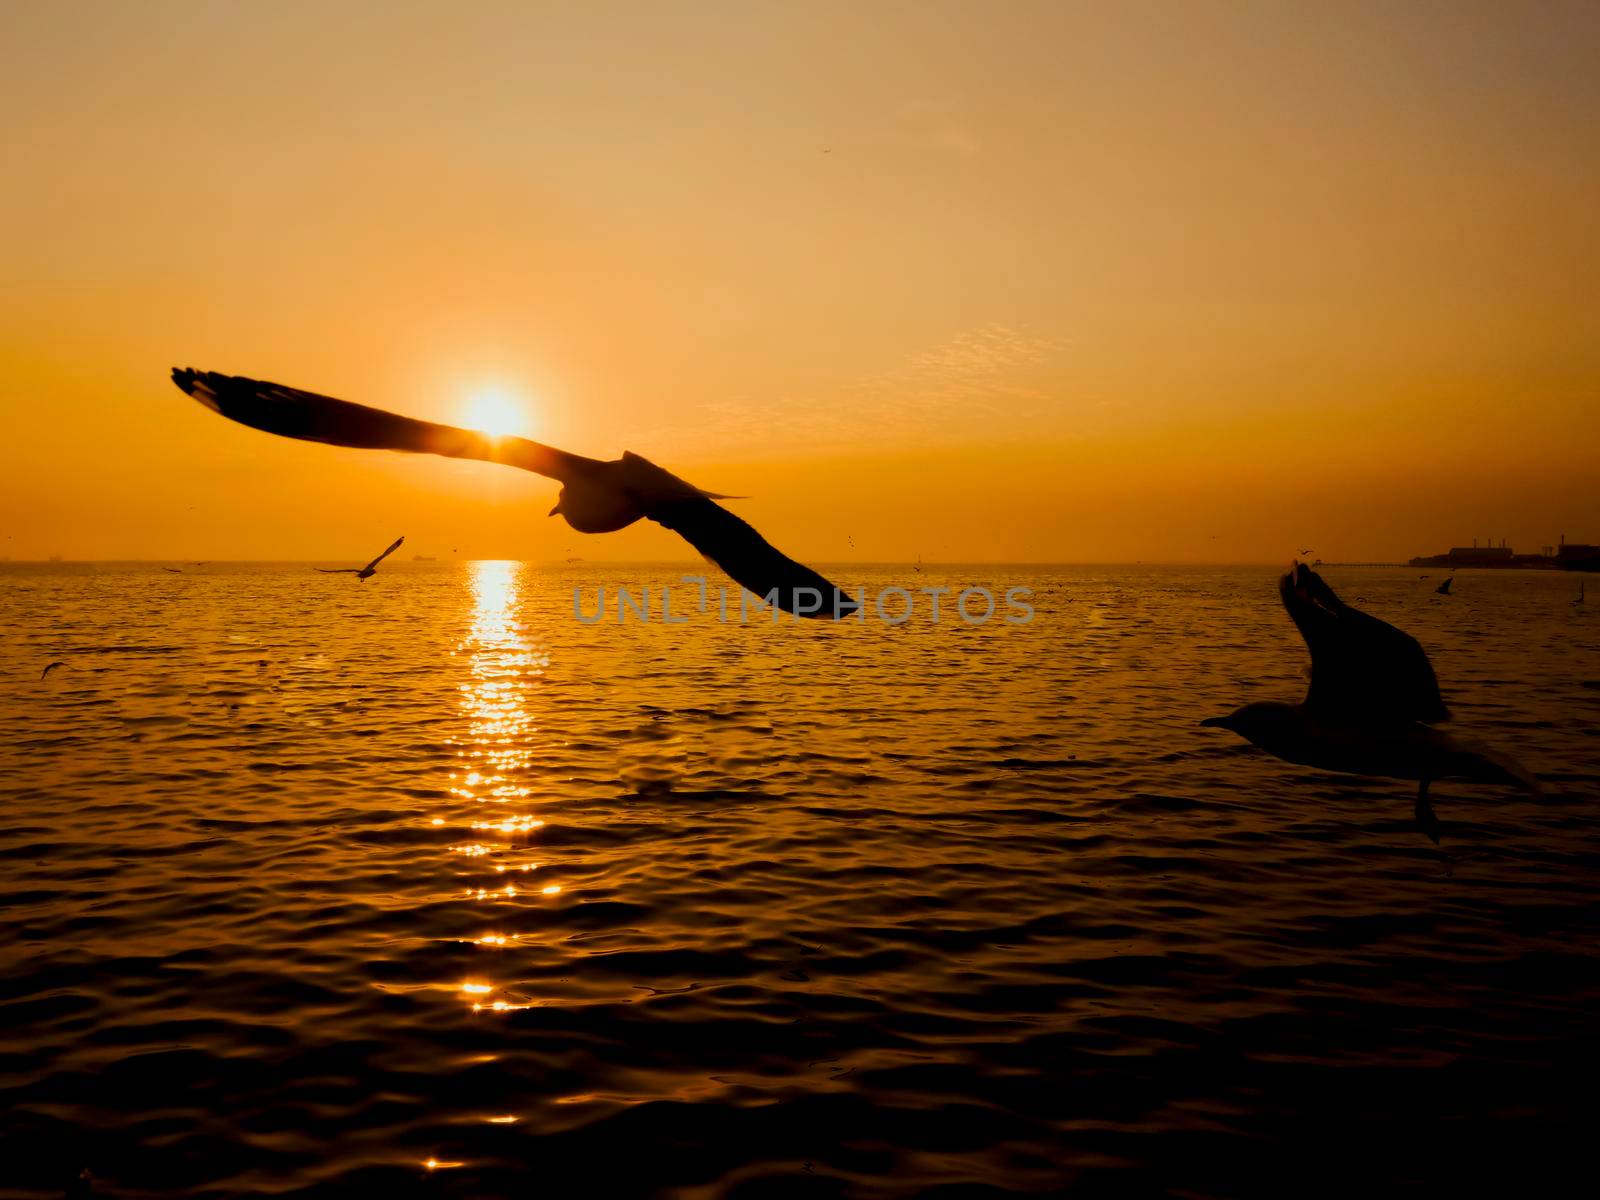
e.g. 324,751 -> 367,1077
1468,743 -> 1543,795
172,368 -> 597,481
648,496 -> 860,620
615,452 -> 750,507
1431,727 -> 1544,795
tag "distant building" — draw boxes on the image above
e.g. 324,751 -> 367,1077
1557,541 -> 1600,572
1408,535 -> 1599,571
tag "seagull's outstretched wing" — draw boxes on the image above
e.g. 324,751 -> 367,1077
649,498 -> 859,619
314,568 -> 361,574
175,368 -> 860,619
364,536 -> 405,573
1279,562 -> 1448,723
172,368 -> 600,481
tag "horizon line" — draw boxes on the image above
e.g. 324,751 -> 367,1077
0,557 -> 1429,568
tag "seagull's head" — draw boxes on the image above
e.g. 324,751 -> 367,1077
1200,702 -> 1298,747
546,479 -> 648,533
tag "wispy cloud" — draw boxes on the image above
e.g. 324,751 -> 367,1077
844,323 -> 1060,419
643,324 -> 1066,458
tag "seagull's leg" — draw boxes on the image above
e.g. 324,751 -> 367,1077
1415,777 -> 1441,845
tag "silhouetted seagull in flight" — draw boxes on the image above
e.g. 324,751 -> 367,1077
39,661 -> 66,681
172,368 -> 859,617
316,535 -> 404,581
1201,562 -> 1538,843
1435,577 -> 1452,596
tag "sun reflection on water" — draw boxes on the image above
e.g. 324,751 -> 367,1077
440,560 -> 562,1021
457,561 -> 546,805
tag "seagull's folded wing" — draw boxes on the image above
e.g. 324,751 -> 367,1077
172,368 -> 597,481
1280,563 -> 1448,722
648,498 -> 860,619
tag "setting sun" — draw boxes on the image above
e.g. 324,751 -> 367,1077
462,389 -> 530,439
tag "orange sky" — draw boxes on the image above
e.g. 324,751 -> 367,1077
2,1 -> 1596,563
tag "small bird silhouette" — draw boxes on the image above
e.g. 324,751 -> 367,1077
1435,577 -> 1452,596
1299,548 -> 1314,556
316,536 -> 405,581
39,661 -> 66,680
161,566 -> 183,573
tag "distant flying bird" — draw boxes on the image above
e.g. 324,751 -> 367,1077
1201,562 -> 1538,843
1299,548 -> 1314,555
315,536 -> 404,581
172,368 -> 859,617
39,661 -> 66,680
161,566 -> 183,573
1435,577 -> 1452,595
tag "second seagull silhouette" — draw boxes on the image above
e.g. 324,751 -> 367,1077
1202,562 -> 1538,843
316,536 -> 404,581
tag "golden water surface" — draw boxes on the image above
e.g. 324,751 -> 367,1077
2,562 -> 1596,1197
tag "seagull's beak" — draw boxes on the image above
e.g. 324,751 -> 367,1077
1199,716 -> 1230,729
548,502 -> 562,517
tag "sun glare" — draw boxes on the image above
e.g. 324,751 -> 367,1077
462,389 -> 530,439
